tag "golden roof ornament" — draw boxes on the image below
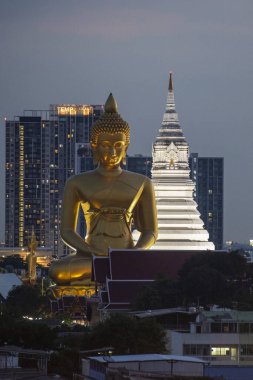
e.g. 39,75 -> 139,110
90,93 -> 130,146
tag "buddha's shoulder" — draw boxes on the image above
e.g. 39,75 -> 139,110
121,170 -> 151,186
65,171 -> 98,185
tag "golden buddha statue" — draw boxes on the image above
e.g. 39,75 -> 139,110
49,93 -> 158,285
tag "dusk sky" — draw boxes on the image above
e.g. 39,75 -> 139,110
1,0 -> 253,244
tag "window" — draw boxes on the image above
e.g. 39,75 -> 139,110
239,323 -> 250,333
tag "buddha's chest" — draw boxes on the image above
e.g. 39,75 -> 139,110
79,179 -> 141,210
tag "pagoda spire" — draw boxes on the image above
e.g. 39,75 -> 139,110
169,72 -> 173,92
162,71 -> 178,124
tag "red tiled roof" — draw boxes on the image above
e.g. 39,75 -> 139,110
109,249 -> 197,280
92,249 -> 198,284
92,249 -> 201,311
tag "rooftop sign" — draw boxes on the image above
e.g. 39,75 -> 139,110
56,105 -> 93,116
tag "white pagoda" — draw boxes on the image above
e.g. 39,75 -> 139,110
151,73 -> 214,250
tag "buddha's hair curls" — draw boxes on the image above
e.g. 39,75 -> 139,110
90,93 -> 130,146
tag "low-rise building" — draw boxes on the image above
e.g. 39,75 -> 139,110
225,241 -> 253,263
81,354 -> 207,379
170,310 -> 253,365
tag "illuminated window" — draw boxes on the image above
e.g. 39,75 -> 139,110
211,346 -> 237,359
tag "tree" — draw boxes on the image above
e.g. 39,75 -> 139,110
48,349 -> 80,378
132,276 -> 182,310
0,316 -> 56,349
132,251 -> 253,310
6,284 -> 47,317
178,251 -> 251,307
179,251 -> 248,280
81,313 -> 167,354
179,264 -> 229,306
133,317 -> 167,354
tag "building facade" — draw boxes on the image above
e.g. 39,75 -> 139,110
82,354 -> 206,379
5,116 -> 51,248
5,105 -> 104,256
189,153 -> 224,250
170,310 -> 253,366
48,104 -> 103,255
126,155 -> 152,177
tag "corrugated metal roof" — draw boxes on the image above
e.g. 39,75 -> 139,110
88,354 -> 206,364
0,273 -> 22,299
132,307 -> 195,318
0,345 -> 50,355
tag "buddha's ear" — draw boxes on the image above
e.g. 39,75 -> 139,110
122,144 -> 128,166
122,155 -> 126,166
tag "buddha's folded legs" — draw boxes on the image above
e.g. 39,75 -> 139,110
49,254 -> 92,285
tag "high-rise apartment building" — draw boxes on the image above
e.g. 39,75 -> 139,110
48,104 -> 103,255
189,153 -> 224,249
126,155 -> 152,177
5,104 -> 103,256
5,116 -> 50,248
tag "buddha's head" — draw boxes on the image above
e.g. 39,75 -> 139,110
90,94 -> 130,168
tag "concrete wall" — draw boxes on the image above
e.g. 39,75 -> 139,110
205,365 -> 253,380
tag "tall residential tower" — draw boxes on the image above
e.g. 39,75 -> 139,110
5,115 -> 50,248
5,104 -> 103,256
189,153 -> 224,249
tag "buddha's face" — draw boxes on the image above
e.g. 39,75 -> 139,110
95,132 -> 127,169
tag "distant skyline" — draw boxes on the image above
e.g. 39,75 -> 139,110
1,0 -> 253,244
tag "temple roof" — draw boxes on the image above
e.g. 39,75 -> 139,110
92,249 -> 199,310
92,249 -> 198,284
